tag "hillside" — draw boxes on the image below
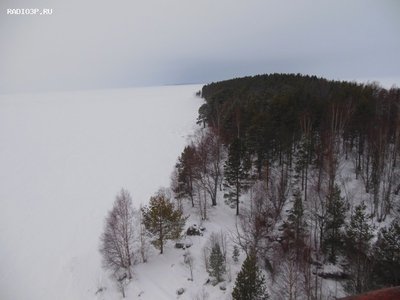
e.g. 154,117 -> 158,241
194,74 -> 400,298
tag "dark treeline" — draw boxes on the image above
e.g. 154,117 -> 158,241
192,73 -> 400,297
200,73 -> 400,221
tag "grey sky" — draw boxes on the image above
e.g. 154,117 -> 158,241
1,0 -> 399,94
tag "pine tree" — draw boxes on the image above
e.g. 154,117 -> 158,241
173,145 -> 197,207
323,184 -> 347,264
142,191 -> 187,254
344,202 -> 374,293
372,218 -> 400,287
208,243 -> 226,283
232,254 -> 269,300
284,190 -> 307,254
224,138 -> 251,215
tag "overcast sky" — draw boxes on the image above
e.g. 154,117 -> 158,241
1,0 -> 399,94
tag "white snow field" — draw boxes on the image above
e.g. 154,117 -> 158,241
0,85 -> 204,300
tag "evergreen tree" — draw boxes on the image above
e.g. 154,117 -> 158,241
323,184 -> 347,263
372,218 -> 400,287
224,138 -> 251,215
208,243 -> 226,283
173,145 -> 197,207
285,190 -> 307,250
142,191 -> 187,254
232,254 -> 269,300
344,202 -> 374,293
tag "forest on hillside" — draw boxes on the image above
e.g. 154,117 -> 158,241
173,74 -> 400,298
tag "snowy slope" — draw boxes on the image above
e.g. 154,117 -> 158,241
0,85 -> 203,300
125,203 -> 242,300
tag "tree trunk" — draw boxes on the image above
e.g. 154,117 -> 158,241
159,220 -> 164,254
236,177 -> 240,215
212,177 -> 218,206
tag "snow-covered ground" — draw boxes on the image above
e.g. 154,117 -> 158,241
128,203 -> 242,300
1,83 -> 382,300
0,85 -> 203,300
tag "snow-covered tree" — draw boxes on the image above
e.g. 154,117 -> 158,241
208,243 -> 225,283
232,253 -> 269,300
344,202 -> 374,293
142,191 -> 187,254
99,189 -> 135,285
323,184 -> 347,263
373,218 -> 400,287
283,189 -> 307,257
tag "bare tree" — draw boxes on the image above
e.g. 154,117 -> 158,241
195,184 -> 209,221
183,250 -> 194,281
137,204 -> 150,263
321,102 -> 352,197
99,189 -> 136,296
272,252 -> 305,300
193,129 -> 224,207
233,181 -> 276,263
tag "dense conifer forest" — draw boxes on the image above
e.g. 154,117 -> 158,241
199,73 -> 400,220
181,73 -> 400,297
